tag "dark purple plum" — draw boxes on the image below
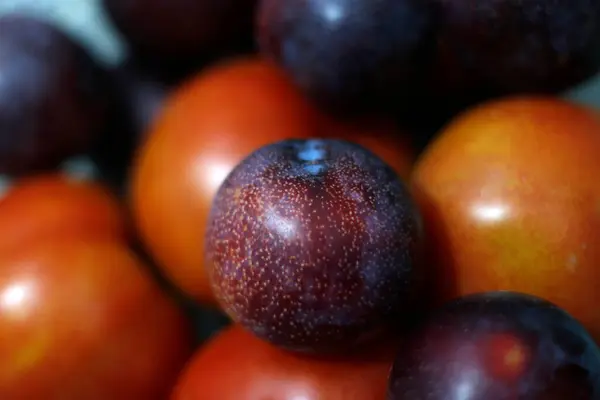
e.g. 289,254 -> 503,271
426,0 -> 600,103
387,291 -> 600,400
256,0 -> 433,114
102,0 -> 258,80
257,0 -> 600,116
0,15 -> 111,175
205,138 -> 423,354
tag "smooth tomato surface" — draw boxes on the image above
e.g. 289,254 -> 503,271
0,174 -> 128,253
130,57 -> 414,305
411,96 -> 600,340
171,325 -> 396,400
0,237 -> 193,399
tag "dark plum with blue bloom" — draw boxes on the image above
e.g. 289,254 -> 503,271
256,0 -> 433,114
205,139 -> 422,354
387,291 -> 600,400
257,0 -> 600,116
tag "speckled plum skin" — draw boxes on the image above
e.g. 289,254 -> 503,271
387,291 -> 600,400
256,0 -> 433,114
205,139 -> 422,353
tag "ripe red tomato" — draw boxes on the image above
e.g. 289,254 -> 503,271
130,57 -> 414,306
411,96 -> 600,340
0,237 -> 193,399
171,325 -> 397,400
0,174 -> 128,253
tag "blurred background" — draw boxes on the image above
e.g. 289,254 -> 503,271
1,0 -> 598,103
0,0 -> 233,339
1,0 -> 599,341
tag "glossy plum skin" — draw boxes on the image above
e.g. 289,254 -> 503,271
205,139 -> 422,353
171,325 -> 397,400
411,97 -> 600,342
257,0 -> 432,114
0,237 -> 193,399
130,57 -> 416,306
0,15 -> 110,175
387,291 -> 600,400
102,0 -> 257,78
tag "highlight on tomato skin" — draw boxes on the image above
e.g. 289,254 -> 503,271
0,236 -> 194,399
410,96 -> 600,342
171,324 -> 398,400
129,56 -> 415,307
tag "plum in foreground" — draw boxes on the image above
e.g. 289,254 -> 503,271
205,138 -> 422,353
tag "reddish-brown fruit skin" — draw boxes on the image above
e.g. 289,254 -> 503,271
0,174 -> 128,253
205,139 -> 421,353
411,96 -> 600,341
130,57 -> 415,306
0,237 -> 193,399
387,291 -> 600,399
171,325 -> 397,400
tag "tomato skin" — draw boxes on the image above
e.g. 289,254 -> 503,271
0,237 -> 193,399
411,96 -> 600,341
171,325 -> 396,400
0,174 -> 128,253
130,56 -> 414,306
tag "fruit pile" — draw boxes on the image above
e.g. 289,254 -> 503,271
0,0 -> 600,399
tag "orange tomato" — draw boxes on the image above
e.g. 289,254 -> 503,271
0,236 -> 193,399
411,96 -> 600,340
130,57 -> 414,305
0,174 -> 128,253
171,325 -> 397,400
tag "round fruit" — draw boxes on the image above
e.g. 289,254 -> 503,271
258,0 -> 600,115
411,96 -> 600,341
0,174 -> 128,253
205,138 -> 422,353
0,237 -> 193,399
426,0 -> 600,102
0,14 -> 110,175
387,291 -> 600,399
102,0 -> 256,76
130,57 -> 414,306
171,324 -> 396,400
257,0 -> 432,114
